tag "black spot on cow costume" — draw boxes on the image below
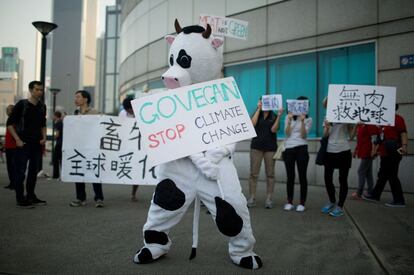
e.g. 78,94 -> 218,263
133,19 -> 263,270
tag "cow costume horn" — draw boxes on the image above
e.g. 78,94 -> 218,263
202,24 -> 212,38
174,19 -> 182,34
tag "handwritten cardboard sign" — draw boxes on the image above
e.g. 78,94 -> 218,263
199,14 -> 248,40
286,100 -> 309,115
261,94 -> 283,111
61,115 -> 158,185
326,84 -> 396,126
131,77 -> 256,166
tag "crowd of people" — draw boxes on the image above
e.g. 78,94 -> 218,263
2,80 -> 409,215
248,95 -> 408,217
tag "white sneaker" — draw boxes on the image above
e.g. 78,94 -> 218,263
247,197 -> 256,208
265,199 -> 273,209
296,204 -> 306,212
283,203 -> 294,211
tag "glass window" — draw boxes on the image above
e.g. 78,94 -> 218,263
224,43 -> 375,137
224,60 -> 266,116
105,39 -> 116,73
104,75 -> 114,114
106,13 -> 116,38
268,53 -> 317,137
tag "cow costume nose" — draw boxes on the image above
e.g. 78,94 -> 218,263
162,76 -> 181,89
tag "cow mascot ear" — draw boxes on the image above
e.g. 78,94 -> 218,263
211,37 -> 224,49
165,35 -> 175,45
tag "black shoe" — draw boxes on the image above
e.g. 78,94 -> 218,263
362,194 -> 379,203
28,197 -> 47,206
16,201 -> 35,209
385,201 -> 406,208
4,185 -> 12,189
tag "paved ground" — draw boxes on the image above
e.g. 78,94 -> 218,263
0,159 -> 413,275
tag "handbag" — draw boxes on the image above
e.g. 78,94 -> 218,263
273,141 -> 285,161
315,136 -> 329,165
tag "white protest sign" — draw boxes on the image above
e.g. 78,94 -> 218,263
131,77 -> 256,166
199,14 -> 248,40
286,100 -> 309,115
61,115 -> 158,185
261,94 -> 283,111
326,84 -> 396,126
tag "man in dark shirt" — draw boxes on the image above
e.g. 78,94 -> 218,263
7,80 -> 47,208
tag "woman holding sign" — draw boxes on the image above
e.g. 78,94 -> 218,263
282,96 -> 312,212
247,98 -> 283,209
321,97 -> 356,217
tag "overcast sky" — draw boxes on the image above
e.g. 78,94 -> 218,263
0,0 -> 114,92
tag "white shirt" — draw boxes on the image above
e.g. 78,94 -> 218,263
327,123 -> 350,153
284,116 -> 312,149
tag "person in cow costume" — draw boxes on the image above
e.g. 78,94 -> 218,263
133,19 -> 263,270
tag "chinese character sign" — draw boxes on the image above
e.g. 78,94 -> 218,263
199,14 -> 248,40
326,84 -> 396,126
131,77 -> 256,166
61,115 -> 158,185
261,94 -> 283,111
286,100 -> 309,115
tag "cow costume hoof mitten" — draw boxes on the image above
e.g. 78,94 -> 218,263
133,19 -> 262,270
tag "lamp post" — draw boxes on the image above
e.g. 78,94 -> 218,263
49,88 -> 61,168
32,21 -> 58,102
33,21 -> 57,176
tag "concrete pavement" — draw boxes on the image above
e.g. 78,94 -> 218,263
0,159 -> 413,275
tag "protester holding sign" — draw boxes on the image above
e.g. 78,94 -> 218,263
247,98 -> 283,209
320,97 -> 356,217
133,20 -> 262,270
69,90 -> 104,208
363,104 -> 408,207
282,96 -> 312,212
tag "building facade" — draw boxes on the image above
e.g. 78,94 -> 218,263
119,0 -> 414,191
0,47 -> 24,100
51,0 -> 98,114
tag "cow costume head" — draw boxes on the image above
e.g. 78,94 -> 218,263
162,19 -> 224,89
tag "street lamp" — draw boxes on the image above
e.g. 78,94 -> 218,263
33,21 -> 57,176
32,21 -> 58,102
49,88 -> 61,169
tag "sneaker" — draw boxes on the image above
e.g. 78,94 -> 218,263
28,197 -> 47,206
321,203 -> 335,214
247,197 -> 256,208
350,192 -> 362,200
16,201 -> 35,209
296,204 -> 306,212
69,200 -> 86,207
385,201 -> 406,208
265,199 -> 273,209
283,203 -> 294,211
95,200 -> 104,208
362,194 -> 380,203
329,206 -> 344,217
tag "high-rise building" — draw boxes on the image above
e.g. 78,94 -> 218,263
0,72 -> 18,124
0,47 -> 24,99
50,0 -> 98,114
95,3 -> 121,114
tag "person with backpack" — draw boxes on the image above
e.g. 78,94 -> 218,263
7,81 -> 47,208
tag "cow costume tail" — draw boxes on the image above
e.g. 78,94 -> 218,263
189,180 -> 225,260
189,197 -> 200,260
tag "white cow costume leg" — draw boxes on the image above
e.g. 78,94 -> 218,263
133,20 -> 262,270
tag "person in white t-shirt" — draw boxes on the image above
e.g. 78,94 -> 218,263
119,97 -> 139,201
282,96 -> 312,212
320,97 -> 356,217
